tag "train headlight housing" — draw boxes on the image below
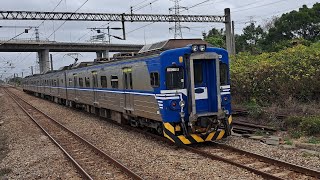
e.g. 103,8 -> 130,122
169,100 -> 179,110
199,44 -> 206,52
192,45 -> 199,52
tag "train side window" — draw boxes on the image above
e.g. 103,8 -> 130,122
79,78 -> 84,87
166,67 -> 184,90
69,78 -> 72,86
111,75 -> 118,89
150,72 -> 159,87
85,77 -> 90,87
220,62 -> 228,86
101,76 -> 107,88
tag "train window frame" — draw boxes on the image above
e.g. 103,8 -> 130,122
79,78 -> 84,87
85,77 -> 90,87
220,62 -> 228,86
111,75 -> 119,89
166,66 -> 184,90
150,72 -> 160,87
100,76 -> 107,88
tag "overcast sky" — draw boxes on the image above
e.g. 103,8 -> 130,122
0,0 -> 318,79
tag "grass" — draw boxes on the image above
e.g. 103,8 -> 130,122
284,137 -> 293,145
308,137 -> 320,144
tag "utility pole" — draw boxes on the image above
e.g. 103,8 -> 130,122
224,8 -> 234,56
169,0 -> 189,39
232,20 -> 236,55
50,54 -> 53,71
30,66 -> 33,75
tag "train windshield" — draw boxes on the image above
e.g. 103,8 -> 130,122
166,67 -> 184,89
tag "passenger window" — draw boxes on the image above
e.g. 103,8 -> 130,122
220,62 -> 228,86
150,72 -> 159,87
79,78 -> 84,87
111,75 -> 118,89
69,78 -> 72,86
85,77 -> 90,87
166,67 -> 184,90
101,76 -> 107,88
194,63 -> 203,85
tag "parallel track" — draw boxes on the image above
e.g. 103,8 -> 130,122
6,87 -> 320,179
3,88 -> 143,180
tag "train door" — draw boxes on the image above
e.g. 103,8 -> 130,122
57,77 -> 60,96
192,59 -> 218,113
92,71 -> 98,103
123,67 -> 134,111
73,74 -> 78,100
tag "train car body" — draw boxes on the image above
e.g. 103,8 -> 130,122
22,39 -> 232,145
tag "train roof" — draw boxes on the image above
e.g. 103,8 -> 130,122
138,39 -> 210,54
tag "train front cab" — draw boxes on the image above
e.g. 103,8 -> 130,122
162,45 -> 232,145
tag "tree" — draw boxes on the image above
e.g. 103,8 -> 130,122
203,28 -> 226,48
263,3 -> 320,51
235,23 -> 265,54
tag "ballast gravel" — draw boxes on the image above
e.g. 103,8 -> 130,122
11,88 -> 262,179
225,136 -> 320,171
0,88 -> 81,179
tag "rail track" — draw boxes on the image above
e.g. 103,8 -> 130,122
5,87 -> 320,179
3,88 -> 142,180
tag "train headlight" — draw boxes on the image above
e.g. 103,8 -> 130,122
199,45 -> 206,52
192,45 -> 199,52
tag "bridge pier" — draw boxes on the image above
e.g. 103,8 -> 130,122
38,49 -> 50,73
96,50 -> 109,60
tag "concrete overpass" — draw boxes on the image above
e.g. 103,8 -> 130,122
0,40 -> 143,73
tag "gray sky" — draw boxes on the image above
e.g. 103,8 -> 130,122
0,0 -> 318,79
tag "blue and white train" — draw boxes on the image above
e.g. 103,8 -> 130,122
22,39 -> 232,145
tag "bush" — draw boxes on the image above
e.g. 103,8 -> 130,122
300,116 -> 320,136
231,42 -> 320,105
284,116 -> 303,129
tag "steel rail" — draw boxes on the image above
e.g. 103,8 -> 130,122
3,88 -> 143,180
214,143 -> 320,178
9,87 -> 320,179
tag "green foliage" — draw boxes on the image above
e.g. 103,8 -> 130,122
245,101 -> 264,119
308,137 -> 320,144
284,137 -> 293,145
285,116 -> 303,129
283,116 -> 320,136
235,23 -> 265,54
263,3 -> 320,52
290,130 -> 303,139
300,116 -> 320,136
231,42 -> 320,104
203,28 -> 225,48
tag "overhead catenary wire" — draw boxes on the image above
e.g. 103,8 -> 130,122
47,0 -> 89,39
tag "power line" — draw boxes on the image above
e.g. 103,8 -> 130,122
37,0 -> 64,28
47,0 -> 89,39
233,0 -> 285,13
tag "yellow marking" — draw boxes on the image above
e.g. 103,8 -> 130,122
228,115 -> 232,124
205,132 -> 215,141
175,125 -> 181,131
177,135 -> 192,144
179,56 -> 183,63
216,130 -> 225,140
191,134 -> 205,142
164,123 -> 175,134
163,131 -> 175,143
